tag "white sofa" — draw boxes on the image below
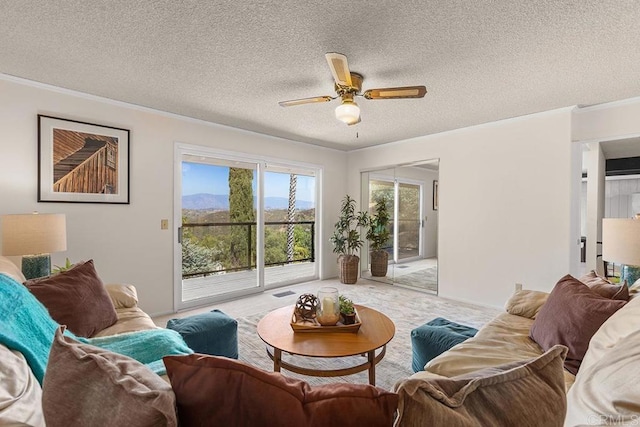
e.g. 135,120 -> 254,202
0,256 -> 159,426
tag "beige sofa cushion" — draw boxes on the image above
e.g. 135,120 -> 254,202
420,312 -> 576,390
93,283 -> 158,337
0,344 -> 44,427
423,313 -> 536,372
565,329 -> 640,426
93,306 -> 159,337
504,289 -> 549,319
0,256 -> 25,283
105,283 -> 139,308
394,346 -> 568,427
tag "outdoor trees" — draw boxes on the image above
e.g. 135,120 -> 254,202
181,168 -> 315,278
228,167 -> 255,268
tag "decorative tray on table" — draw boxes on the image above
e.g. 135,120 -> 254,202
290,309 -> 361,333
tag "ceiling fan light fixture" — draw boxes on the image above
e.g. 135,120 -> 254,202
335,99 -> 360,125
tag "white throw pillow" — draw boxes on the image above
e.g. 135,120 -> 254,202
0,344 -> 44,426
580,296 -> 640,373
565,328 -> 640,426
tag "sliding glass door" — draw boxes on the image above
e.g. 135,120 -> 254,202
179,156 -> 259,305
174,145 -> 318,310
263,165 -> 316,288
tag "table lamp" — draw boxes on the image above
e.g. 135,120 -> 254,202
602,218 -> 640,286
1,213 -> 67,279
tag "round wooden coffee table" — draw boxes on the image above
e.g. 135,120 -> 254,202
257,304 -> 395,385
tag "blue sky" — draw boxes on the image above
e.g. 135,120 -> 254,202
182,162 -> 315,202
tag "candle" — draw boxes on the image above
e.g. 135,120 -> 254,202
323,297 -> 334,316
317,287 -> 339,325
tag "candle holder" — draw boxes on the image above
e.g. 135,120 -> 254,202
316,287 -> 340,326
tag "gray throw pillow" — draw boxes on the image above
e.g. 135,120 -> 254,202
393,345 -> 568,427
42,326 -> 177,427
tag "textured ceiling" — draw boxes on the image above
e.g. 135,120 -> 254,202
1,1 -> 640,151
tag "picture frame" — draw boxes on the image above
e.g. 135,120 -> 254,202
433,180 -> 438,211
38,115 -> 130,204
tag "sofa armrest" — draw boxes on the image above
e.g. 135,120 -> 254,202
104,284 -> 139,309
504,290 -> 549,319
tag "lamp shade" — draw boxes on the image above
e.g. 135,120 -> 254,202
602,218 -> 640,266
1,213 -> 67,256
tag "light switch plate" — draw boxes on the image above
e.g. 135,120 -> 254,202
161,219 -> 169,230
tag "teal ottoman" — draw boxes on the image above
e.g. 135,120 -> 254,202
167,310 -> 238,359
411,317 -> 477,372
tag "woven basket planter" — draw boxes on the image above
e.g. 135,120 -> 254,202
370,250 -> 389,277
338,255 -> 360,284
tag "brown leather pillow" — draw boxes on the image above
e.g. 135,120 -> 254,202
530,274 -> 627,374
164,354 -> 398,427
579,270 -> 629,301
25,260 -> 117,337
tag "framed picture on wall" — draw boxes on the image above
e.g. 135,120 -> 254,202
38,115 -> 130,204
433,180 -> 438,210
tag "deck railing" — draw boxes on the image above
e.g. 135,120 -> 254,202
181,220 -> 315,278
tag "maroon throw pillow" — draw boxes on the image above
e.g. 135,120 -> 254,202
164,354 -> 399,427
530,274 -> 626,374
25,260 -> 118,337
578,270 -> 629,301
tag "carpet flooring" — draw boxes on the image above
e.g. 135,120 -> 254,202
234,282 -> 500,390
393,266 -> 438,292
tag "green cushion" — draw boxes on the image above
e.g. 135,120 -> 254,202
411,317 -> 477,373
167,310 -> 238,359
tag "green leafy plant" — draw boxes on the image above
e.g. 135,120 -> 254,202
339,294 -> 355,315
52,258 -> 73,274
366,195 -> 391,251
330,195 -> 369,256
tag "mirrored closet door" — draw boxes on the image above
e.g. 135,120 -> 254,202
360,160 -> 439,294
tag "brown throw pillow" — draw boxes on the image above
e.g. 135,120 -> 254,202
25,260 -> 118,337
579,270 -> 629,301
393,345 -> 568,427
164,354 -> 398,427
530,274 -> 627,374
42,326 -> 177,427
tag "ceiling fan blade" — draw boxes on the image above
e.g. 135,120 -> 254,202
325,52 -> 353,87
278,96 -> 333,107
363,86 -> 427,100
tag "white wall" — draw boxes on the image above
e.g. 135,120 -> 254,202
0,77 -> 347,315
572,97 -> 640,143
348,109 -> 578,308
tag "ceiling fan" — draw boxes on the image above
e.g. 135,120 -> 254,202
278,52 -> 427,126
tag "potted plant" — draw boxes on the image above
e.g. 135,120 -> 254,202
339,295 -> 356,325
367,195 -> 391,277
330,195 -> 369,284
